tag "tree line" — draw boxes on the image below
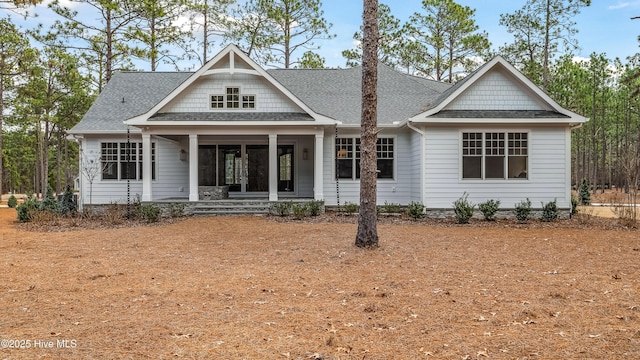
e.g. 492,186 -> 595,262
0,0 -> 638,198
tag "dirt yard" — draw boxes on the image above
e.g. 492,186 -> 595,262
1,207 -> 639,359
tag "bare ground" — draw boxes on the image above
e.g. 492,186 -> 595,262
1,207 -> 639,359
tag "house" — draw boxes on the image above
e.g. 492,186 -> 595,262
68,44 -> 587,214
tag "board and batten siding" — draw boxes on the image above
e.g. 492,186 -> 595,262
161,74 -> 303,113
423,126 -> 572,209
79,136 -> 188,205
321,128 -> 415,206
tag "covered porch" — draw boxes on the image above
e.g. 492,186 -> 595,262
138,127 -> 326,203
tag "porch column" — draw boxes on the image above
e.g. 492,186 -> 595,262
141,133 -> 152,201
189,134 -> 199,201
269,133 -> 278,201
314,131 -> 324,201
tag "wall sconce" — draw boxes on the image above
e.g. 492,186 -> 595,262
179,149 -> 187,161
302,148 -> 308,160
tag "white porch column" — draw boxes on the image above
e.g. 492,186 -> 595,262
141,133 -> 152,201
314,131 -> 324,201
268,133 -> 278,201
189,134 -> 199,201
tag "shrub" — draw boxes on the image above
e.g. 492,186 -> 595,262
41,186 -> 59,213
167,203 -> 186,218
270,201 -> 292,216
407,201 -> 425,220
453,192 -> 475,224
60,185 -> 77,216
138,203 -> 161,223
570,194 -> 579,216
478,199 -> 500,221
105,202 -> 126,225
381,201 -> 402,214
7,195 -> 18,208
306,200 -> 324,216
540,199 -> 560,222
578,179 -> 591,205
342,202 -> 358,215
513,198 -> 532,223
16,195 -> 41,223
291,203 -> 309,220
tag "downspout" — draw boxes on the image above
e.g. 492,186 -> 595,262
405,120 -> 426,207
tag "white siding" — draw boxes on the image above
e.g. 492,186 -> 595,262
161,74 -> 303,113
322,128 -> 415,206
424,126 -> 572,209
449,69 -> 546,111
79,136 -> 189,205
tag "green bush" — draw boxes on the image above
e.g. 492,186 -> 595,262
270,201 -> 292,216
291,203 -> 309,220
167,203 -> 186,218
59,185 -> 77,216
41,186 -> 59,213
138,203 -> 161,223
513,198 -> 532,223
579,179 -> 591,205
540,199 -> 560,222
571,195 -> 579,216
407,201 -> 425,220
7,195 -> 18,208
342,202 -> 358,215
478,199 -> 501,221
453,192 -> 475,224
381,201 -> 402,214
306,200 -> 324,216
16,195 -> 41,223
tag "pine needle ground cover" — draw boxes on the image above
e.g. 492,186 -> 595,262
0,207 -> 639,359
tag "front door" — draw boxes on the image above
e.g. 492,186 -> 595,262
202,144 -> 269,194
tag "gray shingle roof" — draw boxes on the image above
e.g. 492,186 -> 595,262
70,64 -> 453,133
69,71 -> 192,133
430,110 -> 570,118
267,64 -> 450,124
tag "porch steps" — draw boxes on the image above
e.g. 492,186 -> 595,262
190,199 -> 310,216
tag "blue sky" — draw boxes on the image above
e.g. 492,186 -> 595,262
4,0 -> 640,70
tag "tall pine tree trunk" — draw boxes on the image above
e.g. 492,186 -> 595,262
355,0 -> 379,248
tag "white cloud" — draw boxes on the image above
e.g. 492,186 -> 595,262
608,1 -> 640,10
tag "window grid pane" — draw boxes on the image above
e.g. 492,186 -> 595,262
242,95 -> 255,109
377,138 -> 394,159
226,87 -> 239,108
210,95 -> 224,108
485,132 -> 505,156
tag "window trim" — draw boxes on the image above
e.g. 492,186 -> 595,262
209,85 -> 256,110
100,142 -> 156,181
460,130 -> 529,182
334,136 -> 396,181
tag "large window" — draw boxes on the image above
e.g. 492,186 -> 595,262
462,132 -> 528,180
336,137 -> 394,180
101,142 -> 156,181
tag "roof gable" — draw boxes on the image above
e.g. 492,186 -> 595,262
409,56 -> 588,125
125,44 -> 334,126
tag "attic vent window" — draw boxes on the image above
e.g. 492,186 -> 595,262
210,87 -> 256,110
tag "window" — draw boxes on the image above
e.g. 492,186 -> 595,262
462,132 -> 528,180
210,87 -> 256,110
242,95 -> 256,109
335,137 -> 394,180
101,143 -> 118,180
210,95 -> 224,108
101,142 -> 156,181
226,87 -> 239,108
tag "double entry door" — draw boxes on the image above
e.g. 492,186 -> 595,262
198,144 -> 294,195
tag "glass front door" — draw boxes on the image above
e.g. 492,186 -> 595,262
200,144 -> 270,194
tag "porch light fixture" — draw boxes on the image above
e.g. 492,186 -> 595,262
179,149 -> 187,161
303,148 -> 308,160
